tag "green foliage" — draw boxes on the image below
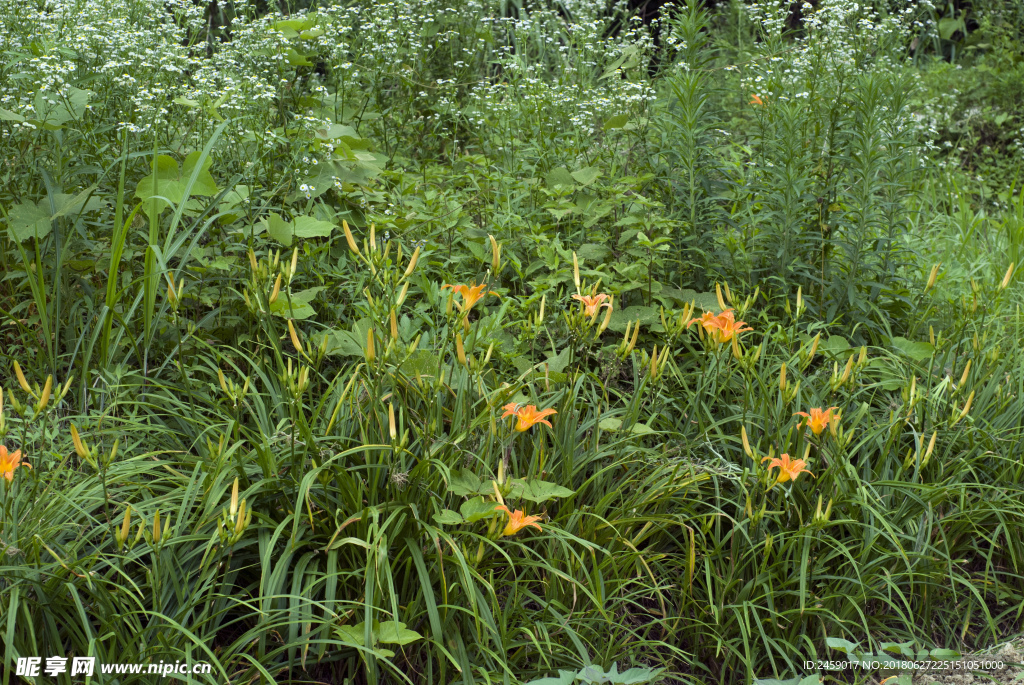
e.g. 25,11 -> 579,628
0,0 -> 1022,683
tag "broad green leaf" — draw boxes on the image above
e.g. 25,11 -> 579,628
134,152 -> 218,217
432,510 -> 463,525
6,200 -> 52,242
508,479 -> 575,503
0,108 -> 26,122
375,621 -> 423,645
607,305 -> 660,333
459,496 -> 500,523
524,671 -> 577,685
399,350 -> 439,379
544,347 -> 572,373
603,113 -> 629,131
571,167 -> 601,186
545,167 -> 575,189
599,417 -> 623,431
889,336 -> 935,361
819,335 -> 852,359
448,469 -> 486,497
826,637 -> 861,654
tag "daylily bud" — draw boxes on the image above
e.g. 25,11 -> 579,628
731,336 -> 741,360
489,235 -> 501,274
234,499 -> 248,536
839,355 -> 853,385
649,345 -> 658,379
369,223 -> 377,252
117,506 -> 131,550
390,310 -> 398,341
779,363 -> 787,392
230,477 -> 239,518
388,403 -> 397,440
598,301 -> 613,335
959,360 -> 971,387
1000,262 -> 1014,290
723,281 -> 733,305
37,375 -> 52,413
716,283 -> 727,311
807,333 -> 820,364
921,432 -> 937,468
269,273 -> 282,304
926,263 -> 940,292
741,426 -> 753,459
289,247 -> 299,283
404,246 -> 420,278
366,328 -> 376,363
13,361 -> 32,396
483,342 -> 494,365
70,424 -> 89,460
153,509 -> 161,544
456,333 -> 467,367
288,319 -> 303,355
953,390 -> 974,425
795,286 -> 803,316
248,248 -> 258,273
343,220 -> 360,255
538,294 -> 546,325
572,252 -> 580,294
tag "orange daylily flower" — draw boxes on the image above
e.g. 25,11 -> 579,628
750,93 -> 764,106
0,445 -> 28,481
495,504 -> 543,536
501,403 -> 557,432
572,293 -> 612,318
443,282 -> 497,314
687,308 -> 752,345
794,407 -> 839,436
760,452 -> 814,484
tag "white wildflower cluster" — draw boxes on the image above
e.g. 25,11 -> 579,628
0,0 -> 658,180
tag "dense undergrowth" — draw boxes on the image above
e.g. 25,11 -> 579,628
1,0 -> 1023,683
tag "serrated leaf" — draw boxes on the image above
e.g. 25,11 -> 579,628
6,199 -> 52,242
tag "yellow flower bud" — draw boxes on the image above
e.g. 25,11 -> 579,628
716,283 -> 727,311
489,235 -> 501,274
269,273 -> 282,304
343,220 -> 360,255
456,333 -> 467,367
388,403 -> 397,440
741,426 -> 753,459
13,361 -> 32,396
959,360 -> 971,387
288,319 -> 303,355
926,263 -> 940,291
403,246 -> 420,278
779,363 -> 787,392
1000,262 -> 1014,290
366,328 -> 376,363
